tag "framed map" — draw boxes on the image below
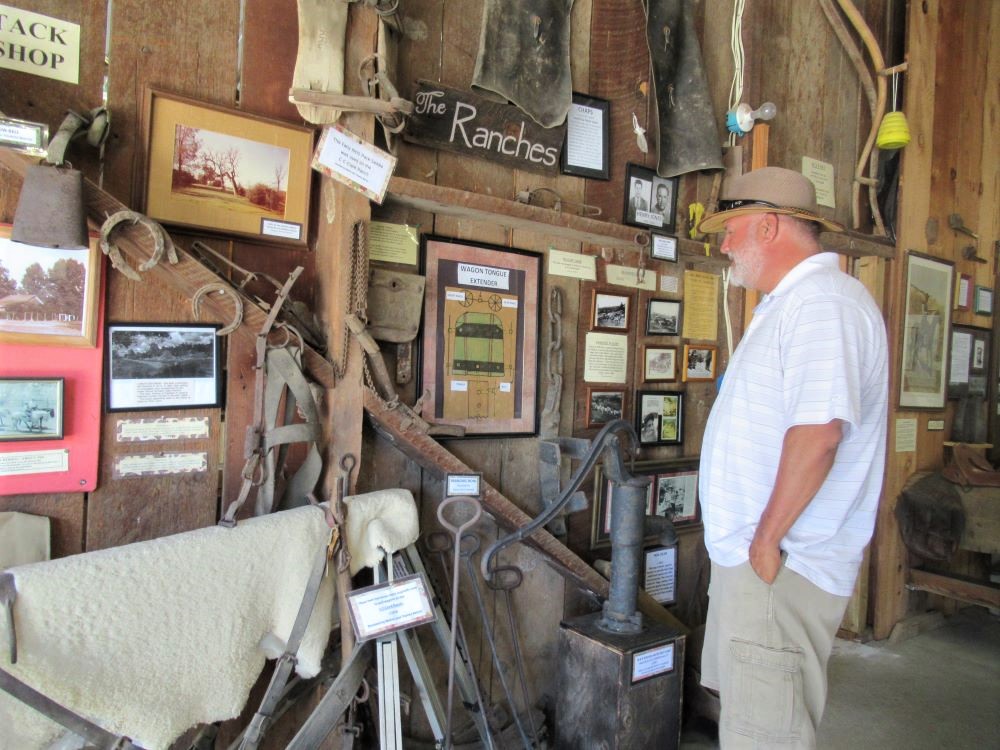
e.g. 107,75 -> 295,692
419,236 -> 541,437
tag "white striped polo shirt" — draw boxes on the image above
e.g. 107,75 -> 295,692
699,252 -> 888,596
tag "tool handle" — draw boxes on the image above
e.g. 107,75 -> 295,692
436,496 -> 482,536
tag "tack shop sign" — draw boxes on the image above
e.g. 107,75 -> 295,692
404,80 -> 565,175
0,5 -> 80,84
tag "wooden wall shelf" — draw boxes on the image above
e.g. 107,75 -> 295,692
385,176 -> 647,250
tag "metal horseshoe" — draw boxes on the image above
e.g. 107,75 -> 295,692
192,282 -> 244,336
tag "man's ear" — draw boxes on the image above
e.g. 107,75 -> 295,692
757,213 -> 779,242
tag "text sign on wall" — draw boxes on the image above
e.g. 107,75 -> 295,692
0,6 -> 80,84
404,80 -> 565,175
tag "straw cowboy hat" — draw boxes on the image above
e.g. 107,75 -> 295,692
698,166 -> 844,234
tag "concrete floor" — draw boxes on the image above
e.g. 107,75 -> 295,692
680,607 -> 1000,749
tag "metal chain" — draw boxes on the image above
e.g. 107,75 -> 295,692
333,221 -> 370,381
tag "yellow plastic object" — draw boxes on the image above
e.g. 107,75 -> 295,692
876,111 -> 911,150
689,202 -> 705,239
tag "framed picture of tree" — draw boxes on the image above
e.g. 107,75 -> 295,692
0,224 -> 101,347
140,88 -> 315,246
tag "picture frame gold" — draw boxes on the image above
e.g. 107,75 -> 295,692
140,88 -> 314,246
682,343 -> 718,382
900,251 -> 954,409
418,235 -> 541,437
0,224 -> 101,347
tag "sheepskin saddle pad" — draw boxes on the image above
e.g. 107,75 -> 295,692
0,504 -> 338,750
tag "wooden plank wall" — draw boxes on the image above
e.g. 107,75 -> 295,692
872,0 -> 1000,639
4,0 -> 992,744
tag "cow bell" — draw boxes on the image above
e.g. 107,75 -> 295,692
11,163 -> 89,249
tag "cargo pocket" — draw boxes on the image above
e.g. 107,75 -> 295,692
724,638 -> 805,743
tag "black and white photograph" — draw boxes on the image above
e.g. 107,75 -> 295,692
636,390 -> 683,446
623,163 -> 678,232
654,468 -> 699,524
650,233 -> 679,262
683,344 -> 717,382
106,323 -> 222,412
644,346 -> 677,382
0,377 -> 64,442
592,291 -> 631,331
646,299 -> 681,336
586,388 -> 625,427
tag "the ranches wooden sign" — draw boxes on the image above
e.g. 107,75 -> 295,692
404,80 -> 565,175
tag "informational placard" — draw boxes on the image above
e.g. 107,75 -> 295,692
0,5 -> 80,84
631,642 -> 675,683
113,452 -> 208,478
116,417 -> 210,442
660,275 -> 679,293
0,448 -> 69,477
312,124 -> 397,204
346,574 -> 437,642
802,156 -> 836,208
562,94 -> 610,180
446,473 -> 482,497
369,221 -> 420,265
895,418 -> 917,453
643,546 -> 677,605
0,116 -> 48,156
584,332 -> 628,383
681,271 -> 719,341
605,264 -> 657,291
548,249 -> 596,281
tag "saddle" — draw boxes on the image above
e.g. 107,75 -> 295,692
941,443 -> 1000,488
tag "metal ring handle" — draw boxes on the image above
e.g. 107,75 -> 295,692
422,530 -> 454,554
436,495 -> 482,536
457,532 -> 481,558
484,565 -> 523,591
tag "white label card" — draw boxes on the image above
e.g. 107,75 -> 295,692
632,642 -> 675,682
446,474 -> 481,497
457,263 -> 510,290
347,574 -> 437,641
0,449 -> 69,476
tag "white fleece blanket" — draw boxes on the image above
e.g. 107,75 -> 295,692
0,505 -> 337,750
343,489 -> 419,575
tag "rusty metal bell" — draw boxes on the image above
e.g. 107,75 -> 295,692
11,163 -> 89,249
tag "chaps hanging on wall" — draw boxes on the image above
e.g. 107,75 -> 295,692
471,0 -> 574,128
643,0 -> 723,177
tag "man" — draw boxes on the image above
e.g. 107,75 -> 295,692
654,181 -> 672,224
628,178 -> 649,221
696,167 -> 888,748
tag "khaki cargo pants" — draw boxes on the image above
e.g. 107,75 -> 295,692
701,561 -> 850,748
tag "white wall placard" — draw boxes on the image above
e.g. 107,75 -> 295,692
116,417 -> 211,442
632,642 -> 676,682
312,124 -> 397,204
446,473 -> 482,497
0,449 -> 69,477
346,574 -> 437,642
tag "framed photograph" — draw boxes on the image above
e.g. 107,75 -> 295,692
586,388 -> 626,428
948,324 -> 991,400
646,299 -> 681,336
623,163 -> 678,232
561,92 -> 610,180
650,233 -> 678,262
106,323 -> 223,412
419,236 -> 541,437
683,344 -> 718,382
954,273 -> 972,311
635,390 -> 684,446
652,465 -> 700,525
591,458 -> 698,548
0,378 -> 64,442
0,224 -> 101,347
974,285 -> 993,315
900,252 -> 954,409
140,88 -> 314,246
592,290 -> 631,332
644,346 -> 677,382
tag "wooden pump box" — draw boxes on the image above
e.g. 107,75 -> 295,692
555,612 -> 685,749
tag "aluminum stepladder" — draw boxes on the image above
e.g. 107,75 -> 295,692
369,545 -> 494,750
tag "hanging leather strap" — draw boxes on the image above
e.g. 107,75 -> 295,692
0,667 -> 141,750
